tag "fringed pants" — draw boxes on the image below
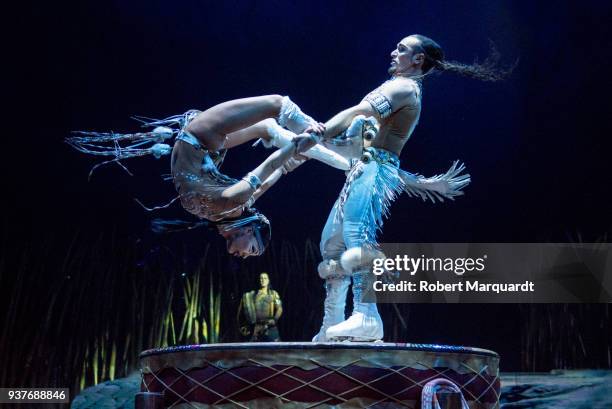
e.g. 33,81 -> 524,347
320,148 -> 403,260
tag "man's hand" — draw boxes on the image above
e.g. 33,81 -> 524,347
304,121 -> 326,135
293,131 -> 321,154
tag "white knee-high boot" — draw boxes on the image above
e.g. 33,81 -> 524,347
325,248 -> 384,341
312,260 -> 351,342
277,96 -> 315,134
260,119 -> 352,171
325,270 -> 383,341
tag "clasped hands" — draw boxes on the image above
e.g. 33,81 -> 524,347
283,121 -> 325,173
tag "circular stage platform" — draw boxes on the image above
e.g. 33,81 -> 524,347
138,342 -> 500,408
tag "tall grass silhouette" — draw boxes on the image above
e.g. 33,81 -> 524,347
0,229 -> 610,396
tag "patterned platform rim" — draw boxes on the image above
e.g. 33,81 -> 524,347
140,343 -> 500,408
139,342 -> 499,360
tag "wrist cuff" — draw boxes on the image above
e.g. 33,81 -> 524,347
242,172 -> 262,190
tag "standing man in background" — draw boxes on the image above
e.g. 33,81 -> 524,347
238,272 -> 283,342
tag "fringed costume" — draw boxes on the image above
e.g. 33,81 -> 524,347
316,78 -> 471,342
66,109 -> 272,251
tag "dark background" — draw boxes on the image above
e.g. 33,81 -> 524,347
2,0 -> 612,383
5,0 -> 612,241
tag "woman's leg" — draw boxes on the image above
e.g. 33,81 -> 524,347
222,118 -> 278,149
187,95 -> 283,151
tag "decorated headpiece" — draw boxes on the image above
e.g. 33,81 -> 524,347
216,209 -> 271,256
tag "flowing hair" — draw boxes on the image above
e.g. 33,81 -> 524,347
412,34 -> 517,82
151,208 -> 272,256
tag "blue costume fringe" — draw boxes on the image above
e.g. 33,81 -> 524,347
338,147 -> 470,246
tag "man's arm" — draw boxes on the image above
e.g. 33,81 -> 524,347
324,78 -> 419,139
250,80 -> 419,181
323,101 -> 378,140
273,291 -> 283,321
220,133 -> 317,203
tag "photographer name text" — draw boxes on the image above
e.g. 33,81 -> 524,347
373,280 -> 535,294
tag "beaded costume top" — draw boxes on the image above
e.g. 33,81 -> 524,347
171,134 -> 252,222
362,77 -> 422,152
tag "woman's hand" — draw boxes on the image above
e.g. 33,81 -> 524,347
305,121 -> 326,135
293,123 -> 324,154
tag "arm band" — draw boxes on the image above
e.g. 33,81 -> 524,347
362,91 -> 393,119
242,172 -> 262,190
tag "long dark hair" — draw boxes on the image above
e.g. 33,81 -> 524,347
412,34 -> 516,82
151,208 -> 271,256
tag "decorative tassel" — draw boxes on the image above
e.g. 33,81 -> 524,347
150,218 -> 209,234
400,160 -> 471,203
336,151 -> 471,247
66,110 -> 200,178
150,143 -> 172,159
133,196 -> 181,212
